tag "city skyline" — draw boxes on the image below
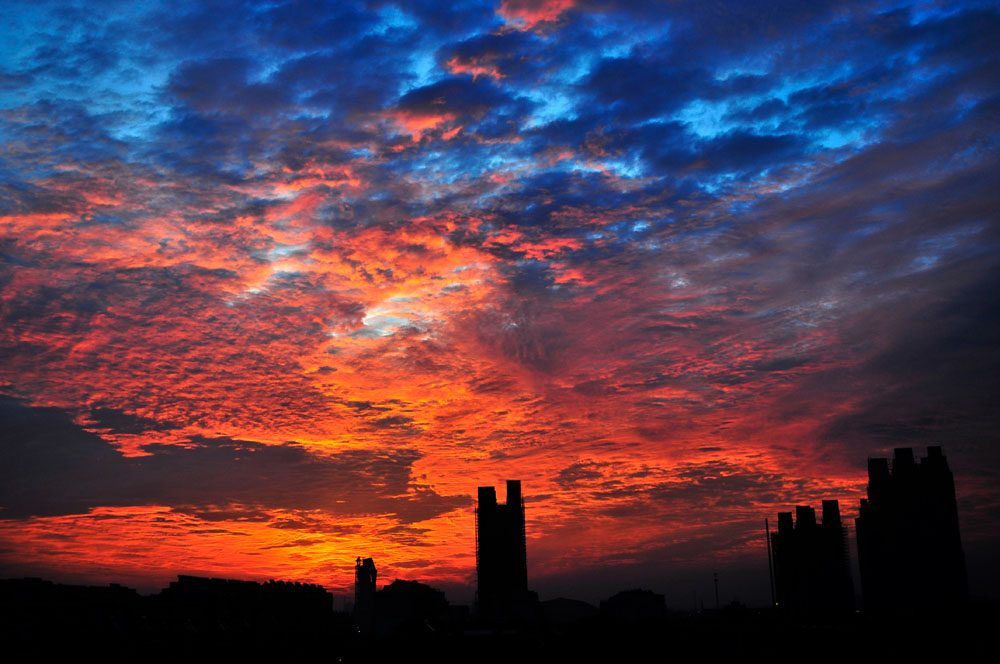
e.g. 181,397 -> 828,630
1,448 -> 973,615
2,1 -> 999,606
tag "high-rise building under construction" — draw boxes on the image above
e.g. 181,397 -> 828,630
770,500 -> 854,617
855,446 -> 967,615
353,556 -> 377,634
476,480 -> 529,622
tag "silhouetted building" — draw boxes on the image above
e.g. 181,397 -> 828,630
855,446 -> 968,616
374,579 -> 450,638
354,557 -> 377,635
476,479 -> 534,622
541,597 -> 598,627
0,577 -> 143,634
1,575 -> 349,659
770,500 -> 853,618
158,574 -> 333,632
600,589 -> 666,624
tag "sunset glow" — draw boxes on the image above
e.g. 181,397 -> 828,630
2,0 -> 998,604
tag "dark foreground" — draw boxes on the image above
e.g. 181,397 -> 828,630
2,578 -> 994,663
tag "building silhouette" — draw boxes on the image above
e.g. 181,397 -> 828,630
600,589 -> 666,624
354,556 -> 377,635
855,446 -> 968,616
158,575 -> 333,631
374,579 -> 451,638
1,575 -> 349,659
476,479 -> 533,622
770,500 -> 853,618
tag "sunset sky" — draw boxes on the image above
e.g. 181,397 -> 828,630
2,0 -> 998,606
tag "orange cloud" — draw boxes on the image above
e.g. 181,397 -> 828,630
445,56 -> 504,81
498,0 -> 576,30
384,110 -> 458,142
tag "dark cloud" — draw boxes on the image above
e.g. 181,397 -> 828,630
437,30 -> 542,81
395,76 -> 519,123
583,54 -> 706,121
87,407 -> 177,434
587,460 -> 810,519
821,263 -> 1000,461
0,397 -> 468,523
168,57 -> 292,116
254,1 -> 377,50
555,460 -> 610,488
276,52 -> 405,114
694,131 -> 806,176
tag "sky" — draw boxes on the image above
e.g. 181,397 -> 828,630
1,0 -> 999,607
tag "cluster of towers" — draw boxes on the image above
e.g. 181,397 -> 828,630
769,446 -> 967,618
856,446 -> 968,615
769,500 -> 853,617
354,448 -> 969,624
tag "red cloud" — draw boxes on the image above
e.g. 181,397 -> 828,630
498,0 -> 576,30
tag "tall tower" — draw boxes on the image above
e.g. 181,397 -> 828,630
770,500 -> 853,617
855,446 -> 968,616
354,557 -> 377,634
476,479 -> 528,622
